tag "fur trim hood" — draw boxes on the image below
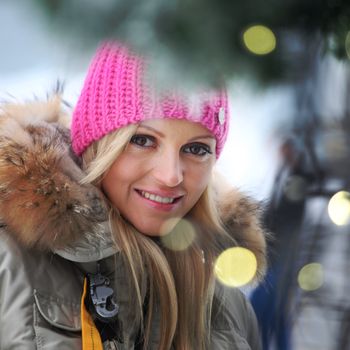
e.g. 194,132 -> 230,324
0,96 -> 267,277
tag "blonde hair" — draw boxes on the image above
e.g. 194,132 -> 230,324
81,125 -> 236,349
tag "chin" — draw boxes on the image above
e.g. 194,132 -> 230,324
134,218 -> 181,237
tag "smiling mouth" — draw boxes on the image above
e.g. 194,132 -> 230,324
136,190 -> 182,204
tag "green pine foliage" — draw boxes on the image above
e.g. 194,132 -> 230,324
33,0 -> 350,84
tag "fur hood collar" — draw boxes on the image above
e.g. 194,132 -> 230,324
0,96 -> 266,278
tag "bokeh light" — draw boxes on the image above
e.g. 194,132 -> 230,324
323,130 -> 347,161
283,175 -> 308,202
243,25 -> 276,55
328,191 -> 350,226
346,31 -> 350,59
214,247 -> 257,287
298,263 -> 324,291
160,218 -> 196,251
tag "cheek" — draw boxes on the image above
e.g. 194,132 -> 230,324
186,164 -> 213,197
101,173 -> 120,205
102,160 -> 130,200
101,154 -> 151,205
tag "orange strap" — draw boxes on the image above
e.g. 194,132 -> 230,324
81,278 -> 103,350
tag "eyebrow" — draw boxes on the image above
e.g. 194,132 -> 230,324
188,135 -> 215,142
138,125 -> 165,137
138,124 -> 215,142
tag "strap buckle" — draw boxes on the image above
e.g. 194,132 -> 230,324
87,271 -> 119,322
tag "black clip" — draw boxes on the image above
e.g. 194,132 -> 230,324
87,270 -> 119,322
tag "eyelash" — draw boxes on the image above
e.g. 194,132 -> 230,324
130,134 -> 155,148
130,134 -> 213,157
182,143 -> 212,156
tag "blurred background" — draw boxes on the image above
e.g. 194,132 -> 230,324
1,0 -> 350,349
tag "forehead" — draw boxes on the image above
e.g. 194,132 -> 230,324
139,118 -> 215,140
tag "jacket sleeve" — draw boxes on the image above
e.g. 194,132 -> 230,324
0,228 -> 37,350
0,228 -> 83,349
211,283 -> 262,350
241,291 -> 263,350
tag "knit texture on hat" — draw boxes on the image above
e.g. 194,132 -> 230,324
71,41 -> 229,157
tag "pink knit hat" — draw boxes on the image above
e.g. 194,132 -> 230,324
71,41 -> 229,157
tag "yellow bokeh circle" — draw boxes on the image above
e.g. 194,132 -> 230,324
243,25 -> 276,55
298,263 -> 324,291
214,247 -> 257,287
328,191 -> 350,226
345,31 -> 350,60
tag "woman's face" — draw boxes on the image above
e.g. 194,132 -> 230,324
102,118 -> 216,236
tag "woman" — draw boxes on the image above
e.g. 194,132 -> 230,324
0,41 -> 266,349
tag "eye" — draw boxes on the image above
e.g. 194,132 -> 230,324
130,134 -> 156,148
182,143 -> 213,156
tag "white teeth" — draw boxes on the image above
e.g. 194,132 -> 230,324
141,191 -> 175,204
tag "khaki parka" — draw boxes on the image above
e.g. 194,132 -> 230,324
0,97 -> 267,349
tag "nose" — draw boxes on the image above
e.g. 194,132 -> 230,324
152,150 -> 184,187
